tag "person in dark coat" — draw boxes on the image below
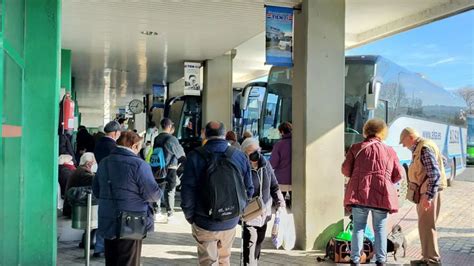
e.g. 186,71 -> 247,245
63,153 -> 104,256
93,125 -> 106,143
63,153 -> 97,218
58,154 -> 76,198
241,138 -> 285,265
59,133 -> 77,165
93,131 -> 161,266
75,126 -> 96,162
181,121 -> 254,265
93,121 -> 121,163
269,122 -> 292,203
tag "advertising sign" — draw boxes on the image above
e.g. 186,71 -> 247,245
152,84 -> 166,108
265,5 -> 294,66
184,62 -> 201,96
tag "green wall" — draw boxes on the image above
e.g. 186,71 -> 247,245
61,49 -> 71,92
1,0 -> 61,264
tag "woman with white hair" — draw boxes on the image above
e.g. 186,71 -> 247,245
240,138 -> 285,265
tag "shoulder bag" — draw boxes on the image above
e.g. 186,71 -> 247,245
242,169 -> 265,222
406,176 -> 428,204
107,173 -> 147,240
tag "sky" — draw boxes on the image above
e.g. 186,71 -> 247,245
346,10 -> 474,91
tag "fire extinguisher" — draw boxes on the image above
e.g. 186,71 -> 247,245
62,93 -> 75,131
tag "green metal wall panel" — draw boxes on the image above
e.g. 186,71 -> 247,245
3,0 -> 23,60
61,49 -> 71,92
21,0 -> 61,263
1,0 -> 24,264
0,0 -> 60,264
3,55 -> 22,124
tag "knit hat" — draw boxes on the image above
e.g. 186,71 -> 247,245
104,121 -> 121,133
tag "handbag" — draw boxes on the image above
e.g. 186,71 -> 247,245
242,170 -> 265,222
108,178 -> 147,240
406,176 -> 428,204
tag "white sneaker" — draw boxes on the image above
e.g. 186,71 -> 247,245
155,213 -> 168,223
166,214 -> 177,224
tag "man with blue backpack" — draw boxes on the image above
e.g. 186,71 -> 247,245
151,118 -> 185,223
181,121 -> 254,266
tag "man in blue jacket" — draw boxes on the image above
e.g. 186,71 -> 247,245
181,121 -> 254,266
94,121 -> 121,163
91,120 -> 121,257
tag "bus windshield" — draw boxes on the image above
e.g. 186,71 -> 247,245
261,67 -> 292,151
345,62 -> 375,150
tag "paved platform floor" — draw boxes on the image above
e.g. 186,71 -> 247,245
58,168 -> 474,265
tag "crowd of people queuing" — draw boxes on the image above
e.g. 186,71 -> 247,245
58,116 -> 444,266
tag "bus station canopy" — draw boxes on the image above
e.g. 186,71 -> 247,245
62,0 -> 473,122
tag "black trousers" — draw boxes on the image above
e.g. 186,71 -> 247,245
243,223 -> 268,266
164,169 -> 177,214
104,239 -> 142,266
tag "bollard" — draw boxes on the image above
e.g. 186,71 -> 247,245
85,193 -> 92,266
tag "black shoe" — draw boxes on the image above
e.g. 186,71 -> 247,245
93,252 -> 104,258
376,262 -> 386,266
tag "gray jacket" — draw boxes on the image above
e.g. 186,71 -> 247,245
153,132 -> 185,168
246,156 -> 285,227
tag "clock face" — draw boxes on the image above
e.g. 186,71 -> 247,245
129,99 -> 144,114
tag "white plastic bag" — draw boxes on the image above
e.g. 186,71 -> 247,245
282,210 -> 296,250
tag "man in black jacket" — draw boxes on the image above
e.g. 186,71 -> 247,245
94,121 -> 121,163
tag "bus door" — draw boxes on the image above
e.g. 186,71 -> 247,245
165,96 -> 202,154
238,82 -> 267,140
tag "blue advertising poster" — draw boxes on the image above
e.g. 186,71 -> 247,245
265,5 -> 293,66
152,84 -> 166,108
152,84 -> 165,97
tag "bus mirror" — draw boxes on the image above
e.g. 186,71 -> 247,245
240,86 -> 251,110
366,79 -> 382,110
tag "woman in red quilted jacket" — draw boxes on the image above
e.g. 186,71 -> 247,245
341,119 -> 404,265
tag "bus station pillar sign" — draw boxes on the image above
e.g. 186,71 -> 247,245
265,5 -> 294,66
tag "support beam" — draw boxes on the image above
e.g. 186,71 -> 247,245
22,0 -> 61,264
202,51 -> 235,130
293,0 -> 345,250
347,0 -> 474,49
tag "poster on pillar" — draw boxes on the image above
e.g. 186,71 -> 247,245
265,5 -> 294,66
184,62 -> 202,96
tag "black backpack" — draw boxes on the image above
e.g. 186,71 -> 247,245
195,146 -> 248,221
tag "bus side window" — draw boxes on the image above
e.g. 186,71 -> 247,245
375,100 -> 388,123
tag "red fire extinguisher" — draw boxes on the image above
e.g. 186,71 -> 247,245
62,93 -> 75,131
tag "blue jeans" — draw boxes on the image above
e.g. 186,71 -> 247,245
94,232 -> 104,254
351,206 -> 388,263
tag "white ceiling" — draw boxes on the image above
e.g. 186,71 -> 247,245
62,0 -> 473,126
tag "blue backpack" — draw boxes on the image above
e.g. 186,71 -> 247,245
150,135 -> 172,180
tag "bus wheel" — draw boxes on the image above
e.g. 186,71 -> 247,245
448,158 -> 456,187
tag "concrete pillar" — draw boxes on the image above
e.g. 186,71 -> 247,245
292,0 -> 345,250
202,51 -> 235,130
